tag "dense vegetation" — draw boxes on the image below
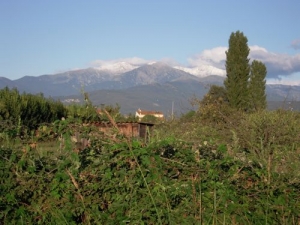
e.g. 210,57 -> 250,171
0,87 -> 67,132
1,31 -> 300,224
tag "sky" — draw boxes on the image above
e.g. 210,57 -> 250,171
1,0 -> 300,85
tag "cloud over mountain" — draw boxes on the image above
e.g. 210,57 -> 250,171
87,45 -> 300,85
249,45 -> 300,79
188,47 -> 227,70
90,57 -> 154,74
181,47 -> 227,77
182,46 -> 300,81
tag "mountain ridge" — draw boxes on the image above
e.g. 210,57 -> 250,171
0,62 -> 206,96
1,62 -> 300,114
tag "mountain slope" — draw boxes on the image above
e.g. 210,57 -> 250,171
1,63 -> 300,115
116,62 -> 201,88
61,79 -> 212,115
1,63 -> 202,96
0,77 -> 16,89
266,84 -> 300,101
12,68 -> 116,96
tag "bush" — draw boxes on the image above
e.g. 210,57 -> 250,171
1,114 -> 300,224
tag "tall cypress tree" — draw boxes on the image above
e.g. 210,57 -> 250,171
249,60 -> 267,110
224,31 -> 250,110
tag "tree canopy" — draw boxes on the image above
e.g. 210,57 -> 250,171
224,31 -> 250,110
224,31 -> 267,112
249,60 -> 267,111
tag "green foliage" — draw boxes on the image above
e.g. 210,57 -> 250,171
100,104 -> 122,122
197,85 -> 231,123
1,85 -> 300,224
66,104 -> 100,123
141,114 -> 158,123
66,103 -> 135,123
179,110 -> 196,122
249,60 -> 267,111
155,109 -> 300,224
236,110 -> 300,162
1,122 -> 199,224
224,31 -> 250,110
1,108 -> 300,224
0,87 -> 21,121
224,31 -> 267,112
0,87 -> 67,136
201,85 -> 228,106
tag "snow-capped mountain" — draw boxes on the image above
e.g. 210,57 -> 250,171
91,59 -> 226,78
94,61 -> 139,75
117,62 -> 200,88
1,61 -> 300,108
92,59 -> 157,75
174,65 -> 226,77
0,63 -> 204,96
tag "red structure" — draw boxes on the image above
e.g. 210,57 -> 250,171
93,122 -> 154,141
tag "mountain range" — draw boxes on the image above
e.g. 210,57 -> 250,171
1,62 -> 300,115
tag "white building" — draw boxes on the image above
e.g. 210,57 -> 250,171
135,108 -> 164,121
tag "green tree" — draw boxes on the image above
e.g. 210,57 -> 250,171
249,60 -> 267,111
224,31 -> 250,110
201,85 -> 228,106
0,87 -> 67,131
199,85 -> 234,124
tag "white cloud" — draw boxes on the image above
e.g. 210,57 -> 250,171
187,47 -> 227,70
267,77 -> 300,86
291,39 -> 300,50
88,47 -> 300,85
160,58 -> 181,67
249,45 -> 300,79
174,47 -> 227,77
182,46 -> 300,82
91,57 -> 152,68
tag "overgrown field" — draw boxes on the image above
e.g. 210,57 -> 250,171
1,109 -> 300,224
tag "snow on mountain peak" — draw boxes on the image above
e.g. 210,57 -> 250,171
94,61 -> 138,74
91,58 -> 156,75
91,57 -> 226,78
174,65 -> 226,77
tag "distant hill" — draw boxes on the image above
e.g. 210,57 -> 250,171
267,101 -> 300,111
0,77 -> 16,89
266,84 -> 300,101
12,68 -> 116,96
60,79 -> 300,115
87,80 -> 210,115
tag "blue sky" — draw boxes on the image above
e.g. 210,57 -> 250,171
1,0 -> 300,84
